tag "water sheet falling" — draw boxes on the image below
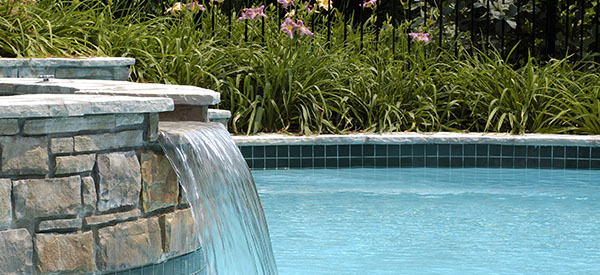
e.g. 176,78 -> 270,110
159,122 -> 278,275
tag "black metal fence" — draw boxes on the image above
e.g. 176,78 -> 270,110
191,0 -> 599,61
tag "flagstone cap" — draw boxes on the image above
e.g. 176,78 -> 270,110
0,78 -> 220,106
0,57 -> 135,68
0,94 -> 173,118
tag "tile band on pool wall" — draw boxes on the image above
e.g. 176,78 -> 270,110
234,133 -> 600,170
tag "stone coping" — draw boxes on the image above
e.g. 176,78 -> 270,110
158,121 -> 226,145
0,57 -> 135,67
207,109 -> 231,119
0,94 -> 173,118
232,132 -> 600,147
0,78 -> 220,106
159,121 -> 224,131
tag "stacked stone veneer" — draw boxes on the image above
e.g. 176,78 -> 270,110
0,113 -> 201,274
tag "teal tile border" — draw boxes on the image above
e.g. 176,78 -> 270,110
240,144 -> 600,170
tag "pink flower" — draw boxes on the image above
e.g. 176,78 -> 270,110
280,17 -> 299,38
361,0 -> 376,8
296,20 -> 313,36
409,33 -> 431,43
238,5 -> 267,22
277,0 -> 294,9
303,3 -> 314,13
186,1 -> 205,12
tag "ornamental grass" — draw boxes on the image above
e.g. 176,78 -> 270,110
1,0 -> 599,135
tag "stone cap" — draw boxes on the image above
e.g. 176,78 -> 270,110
208,109 -> 231,119
158,121 -> 226,145
0,57 -> 135,67
0,94 -> 173,118
232,132 -> 600,147
0,78 -> 220,106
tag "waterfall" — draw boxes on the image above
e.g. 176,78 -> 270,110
159,122 -> 278,275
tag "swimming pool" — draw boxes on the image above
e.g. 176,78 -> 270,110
253,168 -> 600,274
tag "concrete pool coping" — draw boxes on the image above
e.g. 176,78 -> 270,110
232,132 -> 600,147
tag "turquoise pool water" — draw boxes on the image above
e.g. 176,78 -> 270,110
252,168 -> 600,275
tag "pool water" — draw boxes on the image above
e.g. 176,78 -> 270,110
252,168 -> 600,275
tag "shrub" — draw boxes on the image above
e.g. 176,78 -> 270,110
0,0 -> 599,135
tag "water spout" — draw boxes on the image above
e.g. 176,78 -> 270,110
159,123 -> 278,275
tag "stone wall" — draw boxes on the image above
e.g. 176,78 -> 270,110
0,111 -> 202,274
0,58 -> 135,80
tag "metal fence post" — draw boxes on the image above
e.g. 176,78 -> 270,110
545,0 -> 557,58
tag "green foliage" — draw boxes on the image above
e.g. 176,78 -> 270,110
0,0 -> 599,135
367,0 -> 600,59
